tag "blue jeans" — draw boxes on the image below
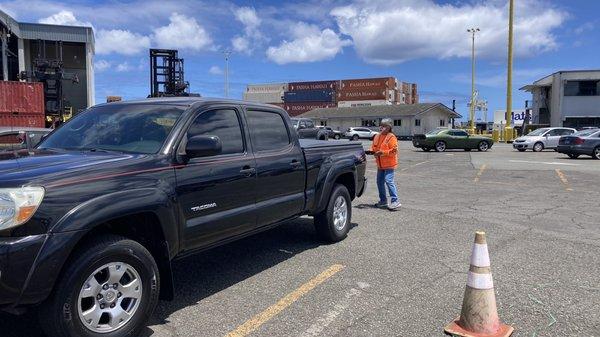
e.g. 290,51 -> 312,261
377,169 -> 399,204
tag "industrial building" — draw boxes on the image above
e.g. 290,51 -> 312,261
299,103 -> 461,138
520,70 -> 600,128
1,9 -> 95,114
244,77 -> 418,116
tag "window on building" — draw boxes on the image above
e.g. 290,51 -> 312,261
393,119 -> 402,126
362,119 -> 378,127
564,80 -> 600,96
319,120 -> 327,126
188,109 -> 244,155
246,110 -> 290,151
415,119 -> 421,127
439,119 -> 445,127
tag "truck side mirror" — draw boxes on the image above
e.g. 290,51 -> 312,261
186,135 -> 222,158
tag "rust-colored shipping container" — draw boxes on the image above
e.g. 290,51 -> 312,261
340,77 -> 396,91
284,102 -> 336,117
337,88 -> 388,101
288,80 -> 338,91
0,114 -> 46,128
0,81 -> 45,115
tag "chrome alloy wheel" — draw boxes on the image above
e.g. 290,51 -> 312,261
332,196 -> 348,231
77,262 -> 143,333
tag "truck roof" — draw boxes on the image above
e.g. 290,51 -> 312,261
98,97 -> 284,110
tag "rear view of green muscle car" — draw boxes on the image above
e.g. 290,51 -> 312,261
412,129 -> 494,152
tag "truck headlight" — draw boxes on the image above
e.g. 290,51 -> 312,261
0,187 -> 45,230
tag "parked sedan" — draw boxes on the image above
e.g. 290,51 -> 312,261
412,129 -> 494,152
557,128 -> 600,159
512,127 -> 577,152
346,127 -> 378,141
0,127 -> 52,152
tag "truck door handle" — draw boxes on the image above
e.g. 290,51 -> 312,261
240,166 -> 256,176
290,160 -> 301,168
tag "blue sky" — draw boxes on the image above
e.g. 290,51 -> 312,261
1,0 -> 598,120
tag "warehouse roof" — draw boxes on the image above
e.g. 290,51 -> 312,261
300,103 -> 462,119
1,9 -> 94,45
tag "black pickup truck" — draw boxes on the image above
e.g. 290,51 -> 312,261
0,98 -> 366,337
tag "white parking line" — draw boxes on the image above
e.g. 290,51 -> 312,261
509,160 -> 581,166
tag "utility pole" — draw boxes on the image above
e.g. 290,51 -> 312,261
223,50 -> 232,98
504,0 -> 515,141
467,28 -> 480,134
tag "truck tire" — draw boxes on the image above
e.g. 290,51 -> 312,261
315,184 -> 352,243
39,235 -> 160,337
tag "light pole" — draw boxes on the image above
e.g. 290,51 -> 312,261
223,50 -> 232,98
504,0 -> 515,141
467,28 -> 480,134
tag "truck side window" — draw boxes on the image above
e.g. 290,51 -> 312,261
187,109 -> 244,155
247,110 -> 290,151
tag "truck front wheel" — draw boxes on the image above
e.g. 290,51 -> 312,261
39,235 -> 160,337
315,184 -> 352,242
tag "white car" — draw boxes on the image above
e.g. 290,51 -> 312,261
345,127 -> 379,141
513,127 -> 577,152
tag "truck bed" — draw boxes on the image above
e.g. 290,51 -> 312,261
299,139 -> 364,150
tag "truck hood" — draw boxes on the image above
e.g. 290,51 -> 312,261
0,149 -> 151,188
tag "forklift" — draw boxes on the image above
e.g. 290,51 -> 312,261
148,49 -> 198,97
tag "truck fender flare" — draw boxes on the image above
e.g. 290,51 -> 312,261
314,160 -> 356,214
22,189 -> 178,305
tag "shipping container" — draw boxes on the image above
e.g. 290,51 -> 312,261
265,102 -> 285,108
288,81 -> 338,91
0,81 -> 45,115
243,91 -> 285,103
340,77 -> 396,91
246,83 -> 289,93
0,114 -> 45,128
284,102 -> 336,117
337,100 -> 392,108
284,89 -> 335,103
337,88 -> 388,101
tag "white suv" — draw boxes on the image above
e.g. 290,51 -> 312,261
513,127 -> 577,152
345,127 -> 379,141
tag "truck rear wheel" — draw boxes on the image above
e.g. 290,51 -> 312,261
315,184 -> 352,242
39,235 -> 160,337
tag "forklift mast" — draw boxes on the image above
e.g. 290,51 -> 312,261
19,40 -> 79,124
149,49 -> 193,97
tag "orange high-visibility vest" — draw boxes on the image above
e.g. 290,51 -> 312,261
371,133 -> 398,170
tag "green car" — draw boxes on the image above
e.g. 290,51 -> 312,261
412,129 -> 494,152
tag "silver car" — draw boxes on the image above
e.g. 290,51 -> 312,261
345,127 -> 379,141
513,127 -> 577,152
0,127 -> 52,152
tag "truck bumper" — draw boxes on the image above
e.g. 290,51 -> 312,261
357,177 -> 367,197
0,235 -> 46,310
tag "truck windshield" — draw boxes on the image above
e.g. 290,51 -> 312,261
38,104 -> 185,154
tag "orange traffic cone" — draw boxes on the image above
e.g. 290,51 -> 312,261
444,231 -> 513,337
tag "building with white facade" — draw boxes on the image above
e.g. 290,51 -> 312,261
520,70 -> 600,128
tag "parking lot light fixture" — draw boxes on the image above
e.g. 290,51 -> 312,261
467,28 -> 480,135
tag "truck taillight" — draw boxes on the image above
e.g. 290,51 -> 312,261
574,137 -> 585,145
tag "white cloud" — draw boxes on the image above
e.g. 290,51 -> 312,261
96,29 -> 151,55
152,13 -> 212,51
452,68 -> 552,88
38,10 -> 92,27
116,62 -> 132,72
231,7 -> 264,55
331,0 -> 567,65
266,23 -> 352,64
209,66 -> 223,75
94,60 -> 111,72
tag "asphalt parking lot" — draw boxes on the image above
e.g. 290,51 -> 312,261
2,140 -> 599,336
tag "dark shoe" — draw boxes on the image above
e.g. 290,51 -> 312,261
374,201 -> 388,208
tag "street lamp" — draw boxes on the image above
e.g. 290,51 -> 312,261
467,28 -> 480,134
504,0 -> 515,141
223,50 -> 232,98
